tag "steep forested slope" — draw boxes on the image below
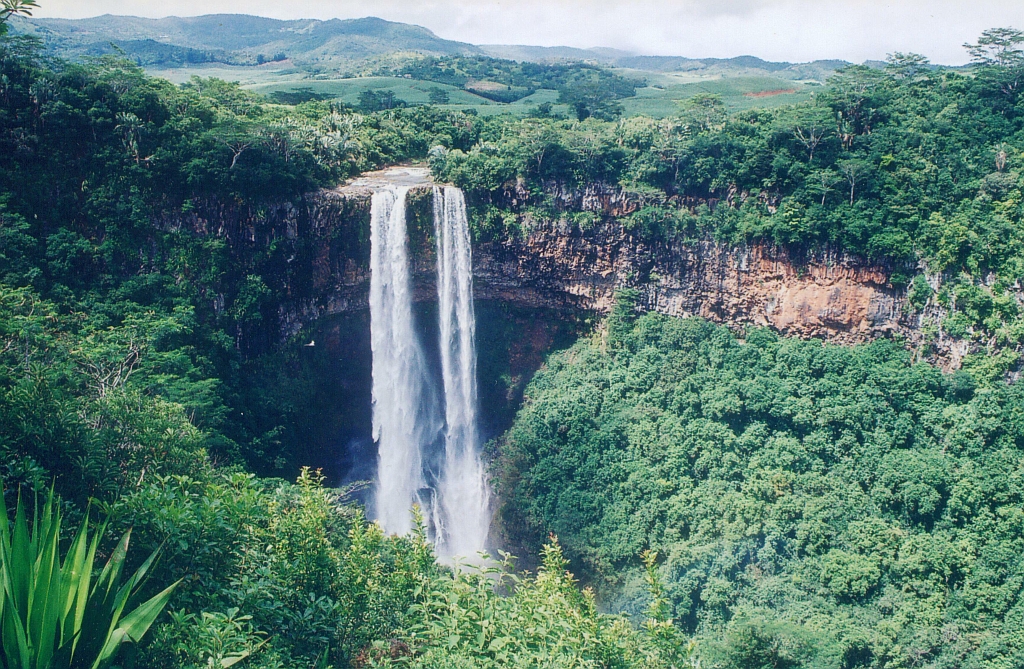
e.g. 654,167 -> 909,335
497,302 -> 1024,668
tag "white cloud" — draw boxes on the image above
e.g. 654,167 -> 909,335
30,0 -> 1024,64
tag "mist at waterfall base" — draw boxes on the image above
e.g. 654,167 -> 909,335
367,184 -> 490,560
293,300 -> 583,507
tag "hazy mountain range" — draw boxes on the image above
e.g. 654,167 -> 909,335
9,13 -> 849,79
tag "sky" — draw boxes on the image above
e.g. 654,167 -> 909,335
30,0 -> 1024,65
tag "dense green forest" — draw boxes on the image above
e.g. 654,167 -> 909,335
430,44 -> 1024,276
3,0 -> 1024,664
426,36 -> 1024,371
496,302 -> 1024,668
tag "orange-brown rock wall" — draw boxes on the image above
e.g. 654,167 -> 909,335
159,185 -> 918,355
474,215 -> 904,345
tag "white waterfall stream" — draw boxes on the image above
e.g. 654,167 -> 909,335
369,186 -> 434,537
433,186 -> 491,560
368,183 -> 490,559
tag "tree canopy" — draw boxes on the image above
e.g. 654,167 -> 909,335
496,311 -> 1024,669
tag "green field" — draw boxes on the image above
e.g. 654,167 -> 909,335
246,76 -> 493,106
246,77 -> 572,117
432,88 -> 573,117
244,77 -> 581,116
621,74 -> 815,117
145,66 -> 812,119
146,62 -> 309,86
242,74 -> 812,118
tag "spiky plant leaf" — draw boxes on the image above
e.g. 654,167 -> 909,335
0,488 -> 178,669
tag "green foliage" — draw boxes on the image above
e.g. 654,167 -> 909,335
964,27 -> 1024,98
606,288 -> 640,349
358,89 -> 408,112
622,205 -> 687,241
680,94 -> 727,133
496,313 -> 1024,668
143,608 -> 271,669
428,87 -> 450,105
0,488 -> 178,669
373,55 -> 642,109
0,0 -> 37,35
366,537 -> 694,669
906,274 -> 932,311
714,613 -> 830,669
0,284 -> 212,504
425,29 -> 1024,283
267,88 -> 333,105
115,468 -> 430,667
109,468 -> 684,669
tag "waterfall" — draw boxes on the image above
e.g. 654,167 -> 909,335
368,183 -> 489,559
369,186 -> 435,536
433,186 -> 490,559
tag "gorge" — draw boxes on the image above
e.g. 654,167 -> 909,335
150,166 -> 976,493
173,169 -> 934,361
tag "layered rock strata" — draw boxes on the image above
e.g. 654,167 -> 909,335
160,172 -> 924,357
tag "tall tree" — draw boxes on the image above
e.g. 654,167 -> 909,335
779,107 -> 832,161
681,93 -> 726,133
885,52 -> 931,80
965,27 -> 1024,67
821,65 -> 889,147
964,27 -> 1024,97
838,159 -> 870,205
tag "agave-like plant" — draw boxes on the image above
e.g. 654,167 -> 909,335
0,490 -> 179,669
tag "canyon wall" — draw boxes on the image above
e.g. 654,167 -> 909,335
160,181 -> 943,360
271,185 -> 918,349
474,217 -> 904,346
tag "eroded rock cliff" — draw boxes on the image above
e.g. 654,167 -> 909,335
474,217 -> 904,346
159,177 -> 941,362
269,186 -> 913,349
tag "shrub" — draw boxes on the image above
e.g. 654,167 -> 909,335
0,490 -> 178,669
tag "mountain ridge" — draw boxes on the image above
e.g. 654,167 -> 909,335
10,14 -> 482,66
11,13 -> 849,77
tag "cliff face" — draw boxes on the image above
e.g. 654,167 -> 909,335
162,181 -> 923,357
261,185 -> 911,349
474,218 -> 903,346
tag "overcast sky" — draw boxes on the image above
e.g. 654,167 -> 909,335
30,1 -> 1024,65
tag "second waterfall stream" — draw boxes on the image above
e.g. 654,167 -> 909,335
368,184 -> 491,560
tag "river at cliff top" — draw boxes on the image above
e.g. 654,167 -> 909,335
339,165 -> 434,195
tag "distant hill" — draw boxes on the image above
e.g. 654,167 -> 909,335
10,13 -> 853,81
479,44 -> 848,81
9,14 -> 481,67
478,44 -> 630,63
7,12 -> 856,117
